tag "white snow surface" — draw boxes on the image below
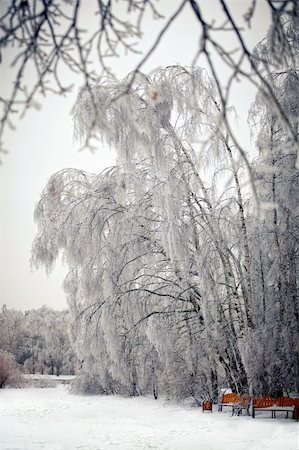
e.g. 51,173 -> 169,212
0,386 -> 298,450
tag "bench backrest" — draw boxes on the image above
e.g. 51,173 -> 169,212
275,397 -> 294,407
221,393 -> 240,404
253,396 -> 299,408
253,396 -> 274,408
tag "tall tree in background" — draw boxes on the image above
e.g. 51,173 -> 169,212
0,306 -> 26,362
248,11 -> 299,395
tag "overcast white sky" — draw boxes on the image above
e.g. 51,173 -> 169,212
0,1 -> 271,311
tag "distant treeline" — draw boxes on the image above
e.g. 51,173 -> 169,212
0,305 -> 76,376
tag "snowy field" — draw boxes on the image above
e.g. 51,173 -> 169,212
0,386 -> 298,450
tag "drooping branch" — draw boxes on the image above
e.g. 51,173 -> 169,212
1,0 -> 298,167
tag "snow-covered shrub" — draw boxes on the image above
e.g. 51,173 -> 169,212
0,351 -> 24,388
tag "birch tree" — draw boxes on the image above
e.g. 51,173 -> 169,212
248,11 -> 299,395
32,66 -> 250,396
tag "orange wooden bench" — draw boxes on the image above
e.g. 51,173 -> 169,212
218,393 -> 240,413
252,396 -> 299,419
218,393 -> 252,416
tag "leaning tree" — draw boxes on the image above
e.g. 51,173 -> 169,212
31,5 -> 299,399
32,66 -> 257,398
32,19 -> 299,396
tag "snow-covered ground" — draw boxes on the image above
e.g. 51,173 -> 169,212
0,386 -> 298,450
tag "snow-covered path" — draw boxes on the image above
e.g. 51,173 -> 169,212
0,386 -> 298,450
